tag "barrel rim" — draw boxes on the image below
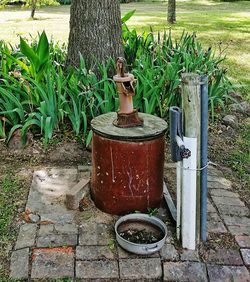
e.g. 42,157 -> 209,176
91,112 -> 168,141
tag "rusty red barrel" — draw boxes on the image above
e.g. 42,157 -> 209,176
91,112 -> 167,215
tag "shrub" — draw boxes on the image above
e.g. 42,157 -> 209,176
0,18 -> 233,146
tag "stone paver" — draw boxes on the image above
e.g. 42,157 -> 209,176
79,223 -> 112,245
207,212 -> 221,222
207,220 -> 227,233
208,166 -> 223,177
217,204 -> 250,216
207,200 -> 217,213
235,235 -> 250,248
222,215 -> 250,227
207,175 -> 231,185
36,233 -> 78,247
241,249 -> 250,266
15,223 -> 37,250
38,223 -> 78,235
212,196 -> 245,207
120,258 -> 162,280
160,243 -> 179,261
10,248 -> 29,279
76,260 -> 119,279
8,166 -> 250,281
207,264 -> 250,282
180,250 -> 200,261
208,181 -> 231,190
31,247 -> 74,279
210,189 -> 239,198
227,225 -> 250,236
207,249 -> 243,265
76,245 -> 115,260
163,262 -> 208,281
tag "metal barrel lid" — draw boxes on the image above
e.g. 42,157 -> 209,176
91,112 -> 168,141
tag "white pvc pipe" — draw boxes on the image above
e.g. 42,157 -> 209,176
176,135 -> 185,147
181,136 -> 197,250
176,161 -> 181,240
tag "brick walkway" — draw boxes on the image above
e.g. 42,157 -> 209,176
10,165 -> 250,281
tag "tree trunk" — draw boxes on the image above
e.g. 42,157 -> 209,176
67,0 -> 124,69
30,0 -> 37,19
167,0 -> 176,24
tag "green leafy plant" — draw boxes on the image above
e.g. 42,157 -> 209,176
3,31 -> 50,81
0,28 -> 234,146
147,207 -> 159,216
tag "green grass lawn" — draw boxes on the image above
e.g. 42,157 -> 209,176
0,0 -> 249,94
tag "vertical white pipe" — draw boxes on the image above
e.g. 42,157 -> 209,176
181,136 -> 197,250
176,161 -> 181,240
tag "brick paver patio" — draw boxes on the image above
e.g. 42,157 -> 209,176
10,165 -> 250,281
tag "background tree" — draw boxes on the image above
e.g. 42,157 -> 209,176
67,0 -> 124,69
167,0 -> 176,24
0,0 -> 58,19
30,0 -> 37,18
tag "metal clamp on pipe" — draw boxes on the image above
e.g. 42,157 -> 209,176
170,106 -> 191,162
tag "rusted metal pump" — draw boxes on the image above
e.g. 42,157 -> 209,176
113,57 -> 143,128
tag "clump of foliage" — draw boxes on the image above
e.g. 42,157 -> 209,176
0,12 -> 233,146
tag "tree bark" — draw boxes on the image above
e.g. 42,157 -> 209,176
30,0 -> 37,19
167,0 -> 176,24
67,0 -> 124,69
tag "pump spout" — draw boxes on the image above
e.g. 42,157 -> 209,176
113,57 -> 143,128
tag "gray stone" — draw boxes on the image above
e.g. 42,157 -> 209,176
207,175 -> 231,186
207,200 -> 217,213
118,246 -> 159,259
210,189 -> 239,198
76,260 -> 119,279
207,212 -> 221,222
31,247 -> 74,278
163,262 -> 208,282
160,243 -> 179,261
10,248 -> 30,279
120,258 -> 162,279
241,249 -> 250,266
222,115 -> 238,128
235,236 -> 250,248
207,264 -> 250,282
207,181 -> 232,190
15,223 -> 37,249
230,101 -> 250,115
36,234 -> 77,247
222,216 -> 250,227
207,220 -> 227,233
76,245 -> 115,260
227,225 -> 250,236
65,178 -> 90,210
217,205 -> 249,217
38,223 -> 78,236
79,223 -> 112,245
26,168 -> 78,224
180,250 -> 200,261
39,213 -> 75,225
207,166 -> 223,177
29,213 -> 40,223
207,249 -> 243,265
212,196 -> 245,207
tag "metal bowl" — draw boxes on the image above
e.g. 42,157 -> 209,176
115,213 -> 167,255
